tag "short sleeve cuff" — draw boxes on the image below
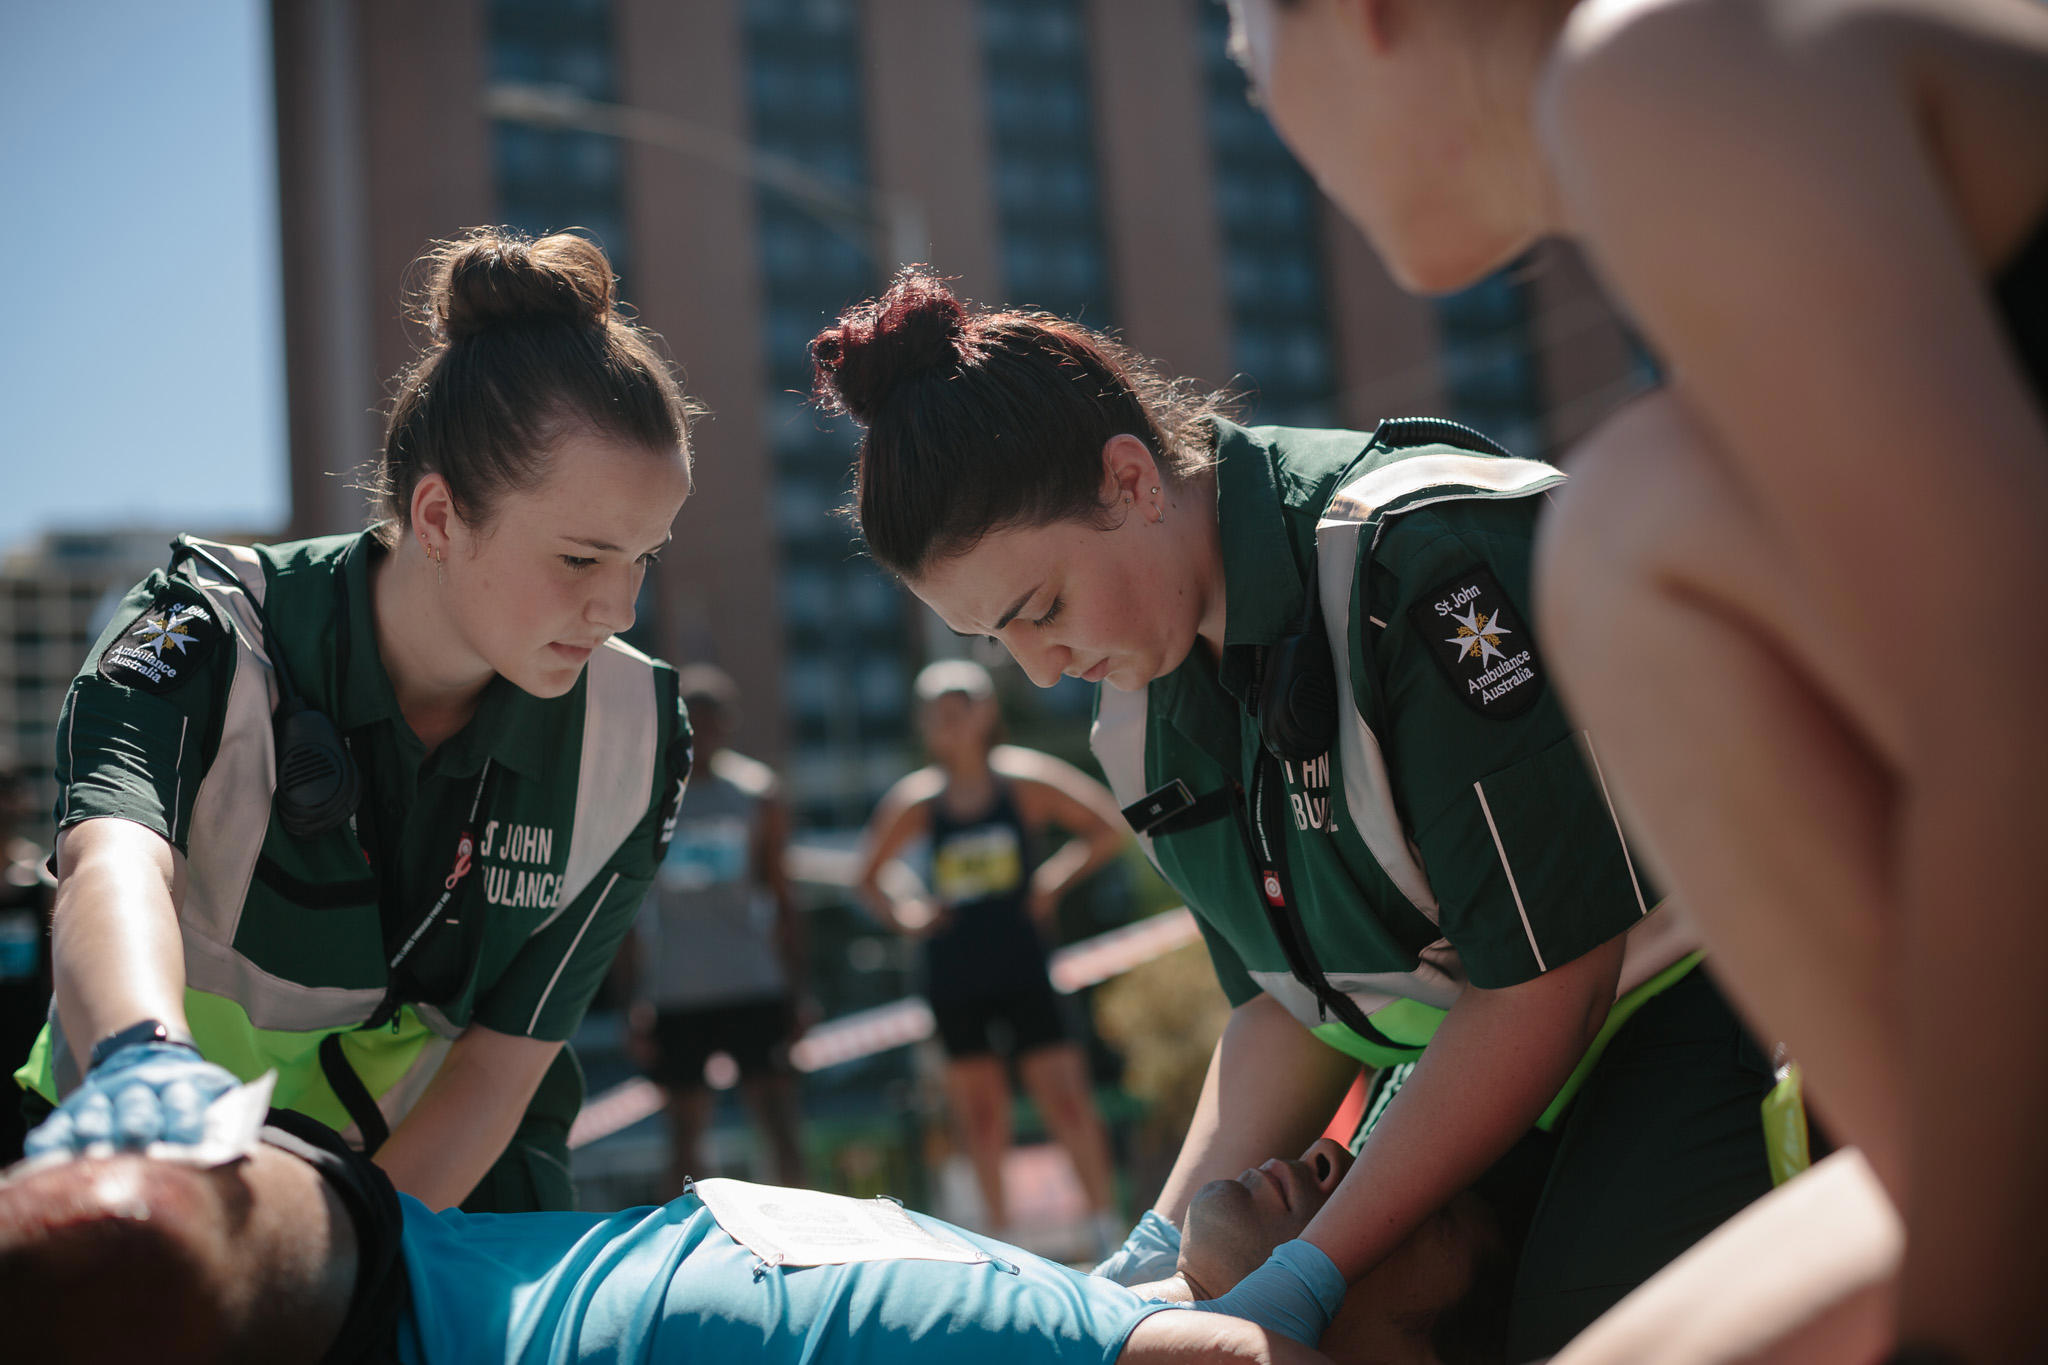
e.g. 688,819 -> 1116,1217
56,678 -> 201,850
1429,731 -> 1649,988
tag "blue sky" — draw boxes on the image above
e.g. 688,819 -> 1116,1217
0,0 -> 285,556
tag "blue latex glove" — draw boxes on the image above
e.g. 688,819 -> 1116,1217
1091,1208 -> 1183,1285
1185,1239 -> 1348,1345
23,1042 -> 239,1158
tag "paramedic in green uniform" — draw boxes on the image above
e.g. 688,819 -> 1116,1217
15,228 -> 697,1214
810,268 -> 1777,1356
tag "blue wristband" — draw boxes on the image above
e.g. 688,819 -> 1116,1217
1187,1239 -> 1348,1345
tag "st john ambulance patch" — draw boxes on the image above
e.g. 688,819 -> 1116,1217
1408,565 -> 1544,719
98,592 -> 222,694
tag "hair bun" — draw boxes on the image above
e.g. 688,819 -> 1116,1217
430,229 -> 615,343
811,266 -> 972,424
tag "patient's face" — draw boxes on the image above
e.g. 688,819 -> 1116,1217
1181,1138 -> 1502,1364
1180,1137 -> 1354,1295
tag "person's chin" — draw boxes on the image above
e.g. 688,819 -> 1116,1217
1104,647 -> 1174,691
1392,210 -> 1532,298
510,655 -> 586,699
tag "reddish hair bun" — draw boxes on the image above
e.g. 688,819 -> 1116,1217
811,267 -> 975,425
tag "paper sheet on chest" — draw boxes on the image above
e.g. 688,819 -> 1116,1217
691,1176 -> 989,1268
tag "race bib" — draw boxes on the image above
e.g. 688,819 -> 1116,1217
931,825 -> 1023,904
690,1177 -> 989,1269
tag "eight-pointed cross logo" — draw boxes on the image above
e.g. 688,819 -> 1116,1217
134,606 -> 203,659
1443,603 -> 1512,667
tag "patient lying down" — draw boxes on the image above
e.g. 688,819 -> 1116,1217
0,1114 -> 1505,1365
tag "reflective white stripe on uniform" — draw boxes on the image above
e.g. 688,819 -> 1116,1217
529,871 -> 622,1033
545,638 -> 659,933
170,715 -> 189,845
1578,731 -> 1649,917
1090,682 -> 1155,866
1315,513 -> 1438,918
1474,777 -> 1546,973
1320,454 -> 1565,529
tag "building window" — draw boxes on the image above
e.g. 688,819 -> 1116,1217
487,0 -> 633,288
1197,2 -> 1335,426
742,0 -> 910,827
980,0 -> 1114,325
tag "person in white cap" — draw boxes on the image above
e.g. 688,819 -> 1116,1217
857,658 -> 1129,1256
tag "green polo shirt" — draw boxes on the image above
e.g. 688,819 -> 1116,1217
1094,421 -> 1694,1092
19,532 -> 690,1146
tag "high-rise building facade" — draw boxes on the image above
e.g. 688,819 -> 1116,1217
270,0 -> 1645,830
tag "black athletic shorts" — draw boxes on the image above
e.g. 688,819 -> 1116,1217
649,996 -> 795,1090
929,982 -> 1071,1060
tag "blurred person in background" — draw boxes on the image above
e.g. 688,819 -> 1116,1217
0,765 -> 54,1165
813,270 -> 1778,1359
856,658 -> 1128,1256
616,663 -> 809,1194
1223,0 -> 2048,1357
13,228 -> 696,1214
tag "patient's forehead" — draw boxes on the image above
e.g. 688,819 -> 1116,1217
0,1151 -> 263,1247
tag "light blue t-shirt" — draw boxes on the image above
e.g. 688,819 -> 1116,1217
395,1192 -> 1173,1364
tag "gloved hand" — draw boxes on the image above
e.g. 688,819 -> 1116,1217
1184,1239 -> 1348,1345
1091,1208 -> 1183,1285
24,1042 -> 239,1158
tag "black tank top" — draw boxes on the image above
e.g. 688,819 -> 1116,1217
922,780 -> 1053,1001
1994,207 -> 2048,405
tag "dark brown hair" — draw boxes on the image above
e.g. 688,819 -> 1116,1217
811,267 -> 1233,579
369,227 -> 701,540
